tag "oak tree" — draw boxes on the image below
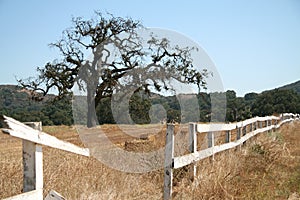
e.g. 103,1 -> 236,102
19,12 -> 209,127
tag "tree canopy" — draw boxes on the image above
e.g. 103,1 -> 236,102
19,12 -> 209,127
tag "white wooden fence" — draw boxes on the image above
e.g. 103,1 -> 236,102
163,113 -> 300,199
1,115 -> 90,200
1,113 -> 299,200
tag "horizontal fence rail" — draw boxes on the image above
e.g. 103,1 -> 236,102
1,115 -> 90,200
2,116 -> 90,156
163,113 -> 300,199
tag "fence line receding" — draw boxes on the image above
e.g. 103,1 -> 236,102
163,113 -> 300,199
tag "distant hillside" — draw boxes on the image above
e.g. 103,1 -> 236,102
278,80 -> 300,94
0,85 -> 73,126
0,80 -> 299,126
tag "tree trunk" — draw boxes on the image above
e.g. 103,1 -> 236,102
87,87 -> 98,128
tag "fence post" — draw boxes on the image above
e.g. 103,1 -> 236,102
23,122 -> 43,197
207,131 -> 214,160
266,120 -> 270,132
164,124 -> 175,200
225,130 -> 230,143
242,126 -> 246,136
188,123 -> 197,181
249,123 -> 253,132
259,121 -> 263,129
207,132 -> 214,148
242,126 -> 247,145
236,127 -> 241,140
280,114 -> 284,121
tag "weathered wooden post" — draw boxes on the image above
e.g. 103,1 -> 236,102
164,124 -> 175,200
269,119 -> 273,132
225,130 -> 231,143
188,123 -> 197,181
207,132 -> 214,148
207,131 -> 214,160
259,120 -> 263,129
236,126 -> 241,140
242,126 -> 247,145
242,126 -> 246,136
23,122 -> 43,197
266,120 -> 270,132
249,123 -> 253,133
2,115 -> 89,200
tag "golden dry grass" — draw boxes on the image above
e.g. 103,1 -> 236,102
0,121 -> 299,199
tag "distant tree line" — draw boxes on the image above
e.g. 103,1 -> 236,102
0,85 -> 73,126
0,85 -> 299,126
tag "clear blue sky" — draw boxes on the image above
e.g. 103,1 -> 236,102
0,0 -> 299,96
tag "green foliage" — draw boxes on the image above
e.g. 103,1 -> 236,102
129,91 -> 151,124
41,98 -> 73,125
278,80 -> 300,94
96,97 -> 115,124
0,81 -> 300,126
251,89 -> 300,116
0,85 -> 73,126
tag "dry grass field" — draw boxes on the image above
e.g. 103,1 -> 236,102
0,121 -> 300,199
